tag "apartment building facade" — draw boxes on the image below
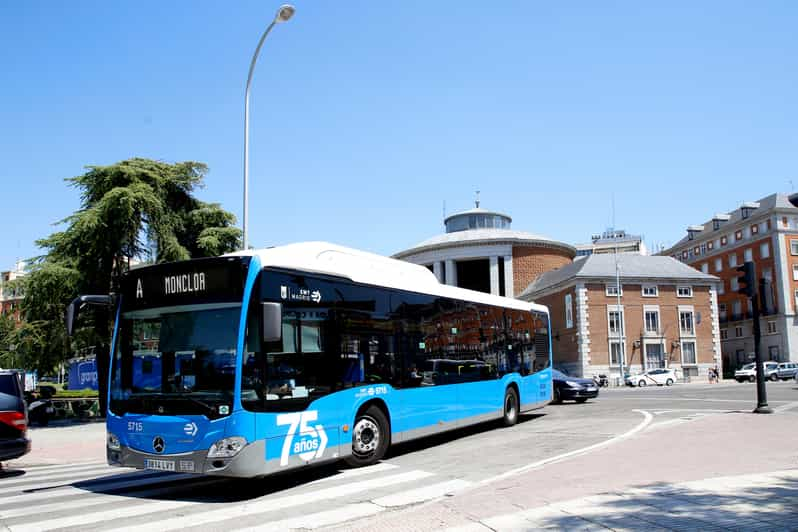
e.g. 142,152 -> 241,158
0,261 -> 26,326
520,254 -> 720,381
661,193 -> 798,373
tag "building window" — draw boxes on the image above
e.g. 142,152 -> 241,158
735,230 -> 743,241
707,241 -> 714,250
565,293 -> 573,329
720,235 -> 728,246
793,265 -> 798,282
742,208 -> 751,220
751,224 -> 759,235
718,281 -> 725,295
681,341 -> 697,365
608,310 -> 624,335
713,220 -> 721,231
767,321 -> 776,334
644,309 -> 660,333
729,254 -> 738,268
744,248 -> 753,262
606,283 -> 622,296
792,241 -> 798,256
767,219 -> 772,231
642,285 -> 658,297
719,303 -> 727,320
679,310 -> 695,335
720,329 -> 728,340
682,250 -> 689,260
714,258 -> 722,272
732,300 -> 742,318
769,346 -> 780,361
760,242 -> 770,259
694,246 -> 700,255
701,263 -> 709,274
735,326 -> 743,337
677,286 -> 693,297
610,341 -> 622,365
730,276 -> 739,292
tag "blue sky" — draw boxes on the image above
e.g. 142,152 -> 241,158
1,1 -> 796,269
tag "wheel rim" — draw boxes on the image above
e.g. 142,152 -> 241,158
352,416 -> 380,458
505,392 -> 517,421
639,381 -> 646,387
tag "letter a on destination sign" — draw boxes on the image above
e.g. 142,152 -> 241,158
136,279 -> 143,298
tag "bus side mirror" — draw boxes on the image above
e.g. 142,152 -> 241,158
65,295 -> 113,336
262,302 -> 282,343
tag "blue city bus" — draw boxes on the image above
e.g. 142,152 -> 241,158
69,243 -> 552,477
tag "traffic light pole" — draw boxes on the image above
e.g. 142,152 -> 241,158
741,261 -> 772,414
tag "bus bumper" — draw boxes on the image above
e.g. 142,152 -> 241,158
108,439 -> 269,478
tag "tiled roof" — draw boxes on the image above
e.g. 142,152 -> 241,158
520,253 -> 718,298
664,193 -> 797,252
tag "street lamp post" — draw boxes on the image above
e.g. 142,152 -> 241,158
242,4 -> 295,251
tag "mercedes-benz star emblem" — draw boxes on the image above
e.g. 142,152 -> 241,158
152,436 -> 165,454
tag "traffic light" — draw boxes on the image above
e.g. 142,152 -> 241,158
736,261 -> 757,298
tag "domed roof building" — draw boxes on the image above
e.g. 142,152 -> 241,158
393,203 -> 575,298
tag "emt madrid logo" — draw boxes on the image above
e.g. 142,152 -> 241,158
276,410 -> 328,466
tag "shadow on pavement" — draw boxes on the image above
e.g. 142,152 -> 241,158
386,412 -> 546,460
529,474 -> 798,530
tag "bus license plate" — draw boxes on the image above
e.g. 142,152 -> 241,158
144,459 -> 176,472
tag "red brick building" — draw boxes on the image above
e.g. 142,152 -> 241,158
394,204 -> 575,298
0,262 -> 26,326
519,254 -> 720,381
661,193 -> 798,374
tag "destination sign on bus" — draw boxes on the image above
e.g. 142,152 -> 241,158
121,257 -> 250,310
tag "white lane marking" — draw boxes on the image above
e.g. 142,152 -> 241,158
614,397 -> 789,403
112,470 -> 435,532
774,401 -> 798,413
303,462 -> 399,486
0,476 -> 225,519
236,503 -> 383,532
1,463 -> 119,481
0,466 -> 125,490
0,472 -> 195,505
8,498 -> 194,532
473,409 -> 653,487
4,461 -> 107,472
373,479 -> 473,508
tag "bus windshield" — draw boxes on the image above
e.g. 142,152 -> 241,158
110,303 -> 241,418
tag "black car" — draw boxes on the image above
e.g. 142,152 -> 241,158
551,369 -> 599,404
0,371 -> 31,462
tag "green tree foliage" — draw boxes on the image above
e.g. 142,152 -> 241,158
19,158 -> 241,376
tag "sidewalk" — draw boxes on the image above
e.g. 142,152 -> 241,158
447,469 -> 798,531
334,407 -> 798,531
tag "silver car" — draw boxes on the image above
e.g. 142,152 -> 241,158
776,362 -> 798,380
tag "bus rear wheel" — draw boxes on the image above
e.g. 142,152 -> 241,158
344,405 -> 389,468
502,387 -> 519,427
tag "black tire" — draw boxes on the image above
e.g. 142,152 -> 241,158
575,397 -> 588,404
749,375 -> 756,383
638,380 -> 647,387
736,378 -> 744,383
769,373 -> 778,382
665,378 -> 674,386
551,386 -> 562,404
344,405 -> 390,468
502,387 -> 519,426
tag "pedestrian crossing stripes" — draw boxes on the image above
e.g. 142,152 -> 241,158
0,460 -> 474,531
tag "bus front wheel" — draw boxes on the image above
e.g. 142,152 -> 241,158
344,405 -> 390,468
502,387 -> 519,427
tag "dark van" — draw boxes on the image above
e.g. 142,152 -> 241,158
0,370 -> 31,462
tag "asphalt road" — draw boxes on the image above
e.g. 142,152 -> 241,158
2,380 -> 796,531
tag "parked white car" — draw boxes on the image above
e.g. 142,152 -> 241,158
625,368 -> 677,387
734,361 -> 779,382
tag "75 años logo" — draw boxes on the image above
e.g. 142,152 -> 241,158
276,410 -> 328,466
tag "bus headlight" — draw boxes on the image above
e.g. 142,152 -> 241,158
207,437 -> 246,458
107,433 -> 121,450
